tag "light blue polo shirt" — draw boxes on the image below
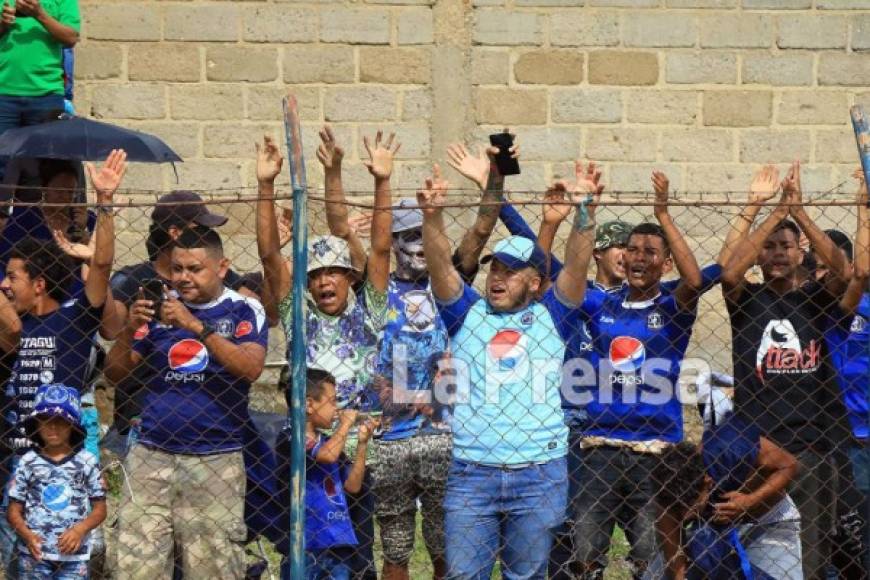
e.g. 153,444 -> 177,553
437,284 -> 576,465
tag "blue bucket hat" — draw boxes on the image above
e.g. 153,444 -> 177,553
481,236 -> 549,276
23,384 -> 85,449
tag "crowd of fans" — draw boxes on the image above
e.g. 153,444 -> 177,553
0,0 -> 868,579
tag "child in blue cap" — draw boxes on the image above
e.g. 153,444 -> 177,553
6,384 -> 106,578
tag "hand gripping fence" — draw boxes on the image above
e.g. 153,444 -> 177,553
0,128 -> 866,580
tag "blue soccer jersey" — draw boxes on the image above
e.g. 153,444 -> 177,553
826,293 -> 869,440
437,284 -> 577,465
132,288 -> 268,454
375,275 -> 449,440
579,288 -> 698,443
305,434 -> 357,551
5,295 -> 102,452
8,449 -> 105,562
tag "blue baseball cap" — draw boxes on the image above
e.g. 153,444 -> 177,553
481,236 -> 549,276
392,198 -> 423,234
23,384 -> 85,448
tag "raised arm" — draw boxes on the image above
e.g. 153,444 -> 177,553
104,293 -> 149,385
318,126 -> 367,272
0,3 -> 14,37
785,161 -> 850,296
85,150 -> 126,310
362,131 -> 399,293
721,195 -> 789,303
652,172 -> 703,311
841,171 -> 869,315
448,138 -> 517,274
419,165 -> 462,301
719,165 -> 780,267
554,161 -> 601,306
255,136 -> 291,310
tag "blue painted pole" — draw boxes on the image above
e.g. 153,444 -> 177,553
851,106 -> 870,192
283,95 -> 308,580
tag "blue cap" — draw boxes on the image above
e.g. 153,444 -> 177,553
23,384 -> 85,448
392,198 -> 423,233
481,236 -> 549,275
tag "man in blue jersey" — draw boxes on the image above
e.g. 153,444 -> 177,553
571,171 -> 707,580
366,198 -> 451,580
813,205 -> 869,576
0,150 -> 123,572
105,227 -> 268,580
420,160 -> 600,579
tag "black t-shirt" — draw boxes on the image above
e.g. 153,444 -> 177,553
727,281 -> 848,453
108,261 -> 242,433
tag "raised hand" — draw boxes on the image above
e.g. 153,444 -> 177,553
161,297 -> 200,333
86,149 -> 127,204
781,160 -> 803,213
416,164 -> 449,216
52,228 -> 95,261
651,170 -> 670,219
256,135 -> 283,184
128,289 -> 157,331
542,184 -> 572,226
749,165 -> 780,204
348,212 -> 373,239
316,125 -> 344,171
363,130 -> 400,179
853,167 -> 868,205
446,143 -> 493,191
569,160 -> 603,226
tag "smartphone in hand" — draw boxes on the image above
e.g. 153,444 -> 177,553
489,132 -> 521,176
141,278 -> 165,316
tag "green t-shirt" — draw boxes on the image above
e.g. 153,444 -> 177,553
0,0 -> 80,97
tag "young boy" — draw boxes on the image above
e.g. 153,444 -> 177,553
290,369 -> 376,580
648,414 -> 802,580
6,384 -> 107,578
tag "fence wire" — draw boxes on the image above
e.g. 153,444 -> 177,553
0,163 -> 865,580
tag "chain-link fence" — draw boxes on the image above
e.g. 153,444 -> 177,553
0,166 -> 865,580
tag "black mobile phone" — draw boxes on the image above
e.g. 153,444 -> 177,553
141,278 -> 165,314
489,132 -> 521,176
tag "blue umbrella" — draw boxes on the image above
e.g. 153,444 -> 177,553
0,115 -> 182,163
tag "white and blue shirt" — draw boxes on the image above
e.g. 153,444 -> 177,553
8,449 -> 105,562
437,285 -> 575,465
376,275 -> 449,440
132,288 -> 268,455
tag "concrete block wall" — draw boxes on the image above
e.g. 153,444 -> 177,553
75,0 -> 870,370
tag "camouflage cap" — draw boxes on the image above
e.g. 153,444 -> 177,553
595,220 -> 633,250
307,235 -> 360,273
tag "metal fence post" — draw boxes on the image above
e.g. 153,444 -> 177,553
283,94 -> 308,580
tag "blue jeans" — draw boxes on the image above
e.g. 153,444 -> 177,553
849,443 -> 870,573
444,457 -> 568,580
18,551 -> 88,579
300,550 -> 351,580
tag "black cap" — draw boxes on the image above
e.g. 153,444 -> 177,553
151,190 -> 228,228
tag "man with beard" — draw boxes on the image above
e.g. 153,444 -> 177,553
420,160 -> 600,579
721,161 -> 853,580
348,198 -> 450,580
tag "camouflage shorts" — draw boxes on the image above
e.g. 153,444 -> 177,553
371,433 -> 452,565
111,445 -> 247,580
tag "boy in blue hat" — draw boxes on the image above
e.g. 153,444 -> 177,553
6,384 -> 106,578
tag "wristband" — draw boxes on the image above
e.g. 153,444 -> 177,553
96,204 -> 114,215
572,193 -> 594,231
